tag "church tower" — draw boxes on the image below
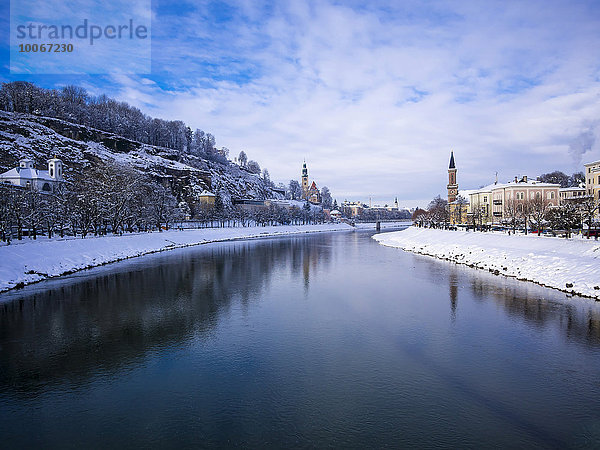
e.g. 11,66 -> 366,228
447,151 -> 458,203
301,161 -> 309,196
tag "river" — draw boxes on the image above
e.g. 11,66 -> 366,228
1,229 -> 599,448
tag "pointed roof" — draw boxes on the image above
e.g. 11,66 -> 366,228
449,151 -> 455,169
310,181 -> 318,190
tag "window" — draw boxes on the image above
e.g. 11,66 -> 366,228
483,196 -> 487,203
535,192 -> 541,199
50,168 -> 54,177
42,183 -> 51,192
551,192 -> 555,199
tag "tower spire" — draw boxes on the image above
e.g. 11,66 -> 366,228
447,151 -> 458,203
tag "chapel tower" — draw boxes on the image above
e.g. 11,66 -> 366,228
301,161 -> 309,195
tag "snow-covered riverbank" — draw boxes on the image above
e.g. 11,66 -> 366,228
373,227 -> 600,300
0,223 -> 354,293
354,221 -> 412,230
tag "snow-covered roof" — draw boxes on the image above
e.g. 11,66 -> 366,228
458,189 -> 478,198
0,167 -> 55,182
198,190 -> 215,197
559,185 -> 586,192
464,183 -> 498,195
330,209 -> 341,214
466,180 -> 561,194
493,180 -> 561,189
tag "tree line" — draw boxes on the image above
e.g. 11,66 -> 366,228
1,81 -> 233,165
0,163 -> 328,244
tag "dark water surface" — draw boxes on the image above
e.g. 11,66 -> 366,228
1,229 -> 600,448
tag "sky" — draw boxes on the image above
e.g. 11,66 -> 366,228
2,0 -> 600,208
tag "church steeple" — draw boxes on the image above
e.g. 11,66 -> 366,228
447,151 -> 458,203
301,160 -> 309,195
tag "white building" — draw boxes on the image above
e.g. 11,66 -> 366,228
559,184 -> 586,204
0,158 -> 64,193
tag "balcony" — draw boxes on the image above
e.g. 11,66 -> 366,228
493,200 -> 502,205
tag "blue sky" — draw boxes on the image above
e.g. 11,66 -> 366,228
2,0 -> 600,207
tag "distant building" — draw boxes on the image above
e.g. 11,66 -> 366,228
0,157 -> 64,193
341,201 -> 364,218
330,209 -> 342,220
197,190 -> 216,207
232,198 -> 266,211
559,185 -> 586,204
370,198 -> 400,212
301,161 -> 322,204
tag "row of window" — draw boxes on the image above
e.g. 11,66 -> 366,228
587,176 -> 600,185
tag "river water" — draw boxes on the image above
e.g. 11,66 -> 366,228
1,229 -> 599,448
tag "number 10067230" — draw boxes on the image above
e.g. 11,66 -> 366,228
19,43 -> 74,52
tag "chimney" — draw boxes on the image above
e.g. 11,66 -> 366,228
522,175 -> 528,183
514,176 -> 518,183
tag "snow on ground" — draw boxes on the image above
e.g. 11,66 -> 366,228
373,226 -> 600,300
0,223 -> 353,293
354,221 -> 412,230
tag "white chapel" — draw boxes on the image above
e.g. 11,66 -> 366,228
0,157 -> 64,193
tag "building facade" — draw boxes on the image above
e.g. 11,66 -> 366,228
490,176 -> 560,223
559,185 -> 586,204
584,160 -> 600,218
467,184 -> 496,225
0,157 -> 64,193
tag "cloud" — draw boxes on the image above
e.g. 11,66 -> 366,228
11,0 -> 600,207
569,123 -> 598,166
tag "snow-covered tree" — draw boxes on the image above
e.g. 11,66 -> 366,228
321,186 -> 332,209
238,151 -> 247,167
288,180 -> 302,200
247,160 -> 261,174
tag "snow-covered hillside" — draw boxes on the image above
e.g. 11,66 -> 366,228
0,111 -> 279,204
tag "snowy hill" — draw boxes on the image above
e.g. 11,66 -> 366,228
0,111 -> 279,205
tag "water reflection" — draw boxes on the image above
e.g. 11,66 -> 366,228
415,254 -> 600,346
0,236 -> 332,395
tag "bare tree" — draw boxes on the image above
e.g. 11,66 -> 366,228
528,195 -> 551,235
427,195 -> 449,227
470,199 -> 483,230
547,203 -> 580,238
576,195 -> 599,238
452,195 -> 468,225
504,198 -> 521,234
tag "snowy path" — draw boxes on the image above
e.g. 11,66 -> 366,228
373,227 -> 600,300
0,224 -> 354,292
